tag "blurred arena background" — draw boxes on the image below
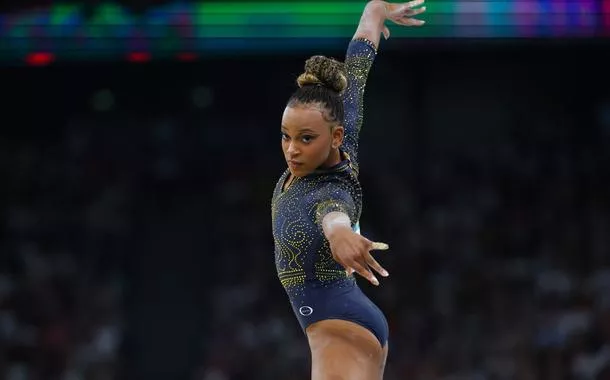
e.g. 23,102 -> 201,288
1,1 -> 610,379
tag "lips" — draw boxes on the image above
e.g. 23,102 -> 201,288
287,160 -> 303,169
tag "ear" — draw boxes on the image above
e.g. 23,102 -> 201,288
331,125 -> 344,149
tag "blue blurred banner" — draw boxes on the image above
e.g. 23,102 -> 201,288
1,1 -> 609,64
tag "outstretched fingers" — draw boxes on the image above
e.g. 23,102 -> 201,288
391,0 -> 426,26
371,242 -> 389,251
350,259 -> 379,286
401,18 -> 425,26
405,5 -> 426,17
368,241 -> 390,277
365,253 -> 389,278
342,238 -> 390,286
407,0 -> 425,9
393,0 -> 424,14
382,25 -> 391,40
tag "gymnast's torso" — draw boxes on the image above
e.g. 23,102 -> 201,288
271,39 -> 376,299
272,159 -> 362,296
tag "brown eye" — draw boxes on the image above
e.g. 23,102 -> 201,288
301,135 -> 315,143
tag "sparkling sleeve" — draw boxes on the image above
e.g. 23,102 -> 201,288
313,183 -> 358,230
341,38 -> 377,173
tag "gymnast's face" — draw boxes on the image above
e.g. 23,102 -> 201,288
281,105 -> 344,177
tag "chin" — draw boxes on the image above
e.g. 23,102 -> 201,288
289,168 -> 303,177
289,166 -> 310,177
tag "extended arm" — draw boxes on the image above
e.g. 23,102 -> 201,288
313,182 -> 388,285
340,1 -> 426,171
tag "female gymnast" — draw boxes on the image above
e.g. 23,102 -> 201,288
271,1 -> 426,378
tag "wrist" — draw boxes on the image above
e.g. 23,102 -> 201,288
325,224 -> 352,242
364,1 -> 388,23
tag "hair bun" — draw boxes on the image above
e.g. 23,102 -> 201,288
296,55 -> 347,93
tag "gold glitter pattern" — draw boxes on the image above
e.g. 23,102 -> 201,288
341,39 -> 377,174
271,40 -> 376,297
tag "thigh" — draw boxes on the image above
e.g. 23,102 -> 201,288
306,319 -> 388,380
380,343 -> 389,378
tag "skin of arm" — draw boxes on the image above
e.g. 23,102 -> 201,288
352,1 -> 388,48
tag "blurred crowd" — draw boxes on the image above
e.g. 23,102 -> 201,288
2,65 -> 610,380
0,118 -> 128,380
195,113 -> 610,379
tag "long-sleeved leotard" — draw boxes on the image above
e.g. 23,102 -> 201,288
271,38 -> 387,346
272,38 -> 376,295
340,38 -> 377,174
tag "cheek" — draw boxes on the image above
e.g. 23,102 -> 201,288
310,140 -> 331,159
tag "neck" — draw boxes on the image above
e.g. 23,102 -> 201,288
322,148 -> 342,169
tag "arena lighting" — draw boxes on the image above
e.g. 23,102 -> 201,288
1,1 -> 607,63
127,52 -> 151,63
177,52 -> 197,62
25,52 -> 54,66
604,0 -> 610,35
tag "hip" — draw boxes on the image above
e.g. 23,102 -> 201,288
286,279 -> 389,346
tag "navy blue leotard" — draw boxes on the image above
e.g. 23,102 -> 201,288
271,39 -> 388,346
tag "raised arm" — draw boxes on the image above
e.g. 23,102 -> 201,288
340,0 -> 426,171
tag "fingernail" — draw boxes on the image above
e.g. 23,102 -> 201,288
372,277 -> 379,285
372,242 -> 389,250
382,270 -> 389,277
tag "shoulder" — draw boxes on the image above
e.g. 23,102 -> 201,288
310,169 -> 360,201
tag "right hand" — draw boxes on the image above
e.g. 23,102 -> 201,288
370,0 -> 427,40
327,226 -> 390,286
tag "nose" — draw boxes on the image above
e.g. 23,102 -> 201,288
286,141 -> 299,156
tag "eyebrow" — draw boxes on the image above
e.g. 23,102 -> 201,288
281,126 -> 318,134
